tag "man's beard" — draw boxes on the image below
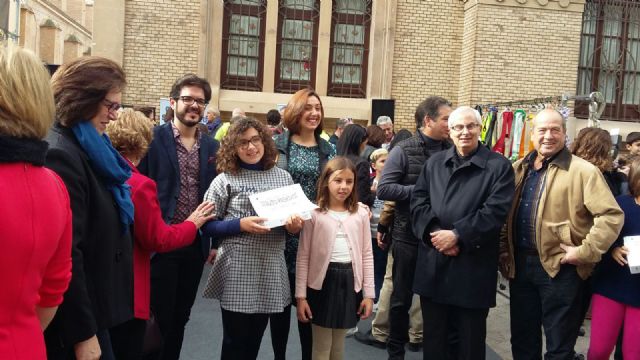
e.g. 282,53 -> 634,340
175,106 -> 202,127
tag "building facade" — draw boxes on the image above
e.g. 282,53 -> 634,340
91,0 -> 639,136
3,0 -> 93,67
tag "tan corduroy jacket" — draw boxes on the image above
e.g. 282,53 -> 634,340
499,148 -> 624,280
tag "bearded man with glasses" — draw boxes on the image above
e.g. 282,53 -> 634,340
138,74 -> 219,360
410,106 -> 515,360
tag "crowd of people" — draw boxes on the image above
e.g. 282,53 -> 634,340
1,45 -> 640,360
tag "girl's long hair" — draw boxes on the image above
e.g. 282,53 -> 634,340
316,156 -> 359,213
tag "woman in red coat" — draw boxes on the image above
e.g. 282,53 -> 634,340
105,108 -> 214,359
0,46 -> 72,359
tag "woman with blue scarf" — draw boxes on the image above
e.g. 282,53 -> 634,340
44,56 -> 134,360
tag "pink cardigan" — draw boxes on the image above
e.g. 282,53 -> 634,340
296,207 -> 375,299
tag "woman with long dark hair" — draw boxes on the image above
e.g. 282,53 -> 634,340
337,124 -> 375,207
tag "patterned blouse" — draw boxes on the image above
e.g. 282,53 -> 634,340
283,141 -> 336,273
202,167 -> 293,313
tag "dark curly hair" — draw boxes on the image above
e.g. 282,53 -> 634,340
51,56 -> 126,128
216,116 -> 278,175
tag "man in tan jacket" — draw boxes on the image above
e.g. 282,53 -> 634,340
499,109 -> 624,360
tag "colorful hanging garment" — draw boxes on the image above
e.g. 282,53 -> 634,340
493,110 -> 513,156
519,113 -> 535,158
510,109 -> 527,161
481,111 -> 493,143
490,109 -> 502,149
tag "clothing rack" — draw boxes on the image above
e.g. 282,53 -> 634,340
476,96 -> 563,109
476,91 -> 604,127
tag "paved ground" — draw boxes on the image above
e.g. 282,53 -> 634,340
181,266 -> 592,359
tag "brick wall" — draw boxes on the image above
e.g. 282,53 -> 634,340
122,0 -> 201,111
390,0 -> 465,131
458,3 -> 583,105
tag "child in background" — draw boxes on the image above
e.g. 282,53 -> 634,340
296,157 -> 375,360
369,148 -> 389,301
588,157 -> 640,360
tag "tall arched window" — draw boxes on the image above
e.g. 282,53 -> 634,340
221,0 -> 267,91
327,0 -> 371,98
275,0 -> 320,93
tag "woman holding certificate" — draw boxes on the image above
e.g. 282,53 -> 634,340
274,89 -> 336,359
201,117 -> 303,359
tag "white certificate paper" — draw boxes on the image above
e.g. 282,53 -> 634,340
249,184 -> 318,228
624,235 -> 640,274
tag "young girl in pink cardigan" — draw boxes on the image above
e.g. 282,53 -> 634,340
296,156 -> 375,360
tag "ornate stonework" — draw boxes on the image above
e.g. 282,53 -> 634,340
462,0 -> 585,12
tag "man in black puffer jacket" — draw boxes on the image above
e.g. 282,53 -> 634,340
377,96 -> 452,359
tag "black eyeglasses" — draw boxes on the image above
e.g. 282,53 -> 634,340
176,96 -> 208,107
103,99 -> 121,112
236,136 -> 263,150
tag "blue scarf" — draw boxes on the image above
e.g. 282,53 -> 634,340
72,121 -> 134,230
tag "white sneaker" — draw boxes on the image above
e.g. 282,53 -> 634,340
346,326 -> 358,337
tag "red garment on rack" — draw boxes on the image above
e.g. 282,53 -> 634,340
492,111 -> 513,156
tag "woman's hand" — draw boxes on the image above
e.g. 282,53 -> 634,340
612,246 -> 629,266
74,335 -> 101,360
206,249 -> 217,264
240,216 -> 270,234
296,298 -> 313,322
284,214 -> 304,235
358,298 -> 374,320
186,201 -> 216,228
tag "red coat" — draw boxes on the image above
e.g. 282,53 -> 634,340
127,162 -> 197,319
0,163 -> 72,360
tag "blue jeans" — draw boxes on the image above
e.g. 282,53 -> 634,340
509,252 -> 585,360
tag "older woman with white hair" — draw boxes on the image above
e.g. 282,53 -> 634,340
409,106 -> 515,360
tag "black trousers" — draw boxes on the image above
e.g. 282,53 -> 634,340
268,304 -> 292,360
150,245 -> 204,360
509,252 -> 585,360
109,318 -> 147,360
420,297 -> 489,360
221,307 -> 290,360
387,241 -> 418,359
279,271 -> 313,360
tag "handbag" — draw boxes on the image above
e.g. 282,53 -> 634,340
141,310 -> 163,357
